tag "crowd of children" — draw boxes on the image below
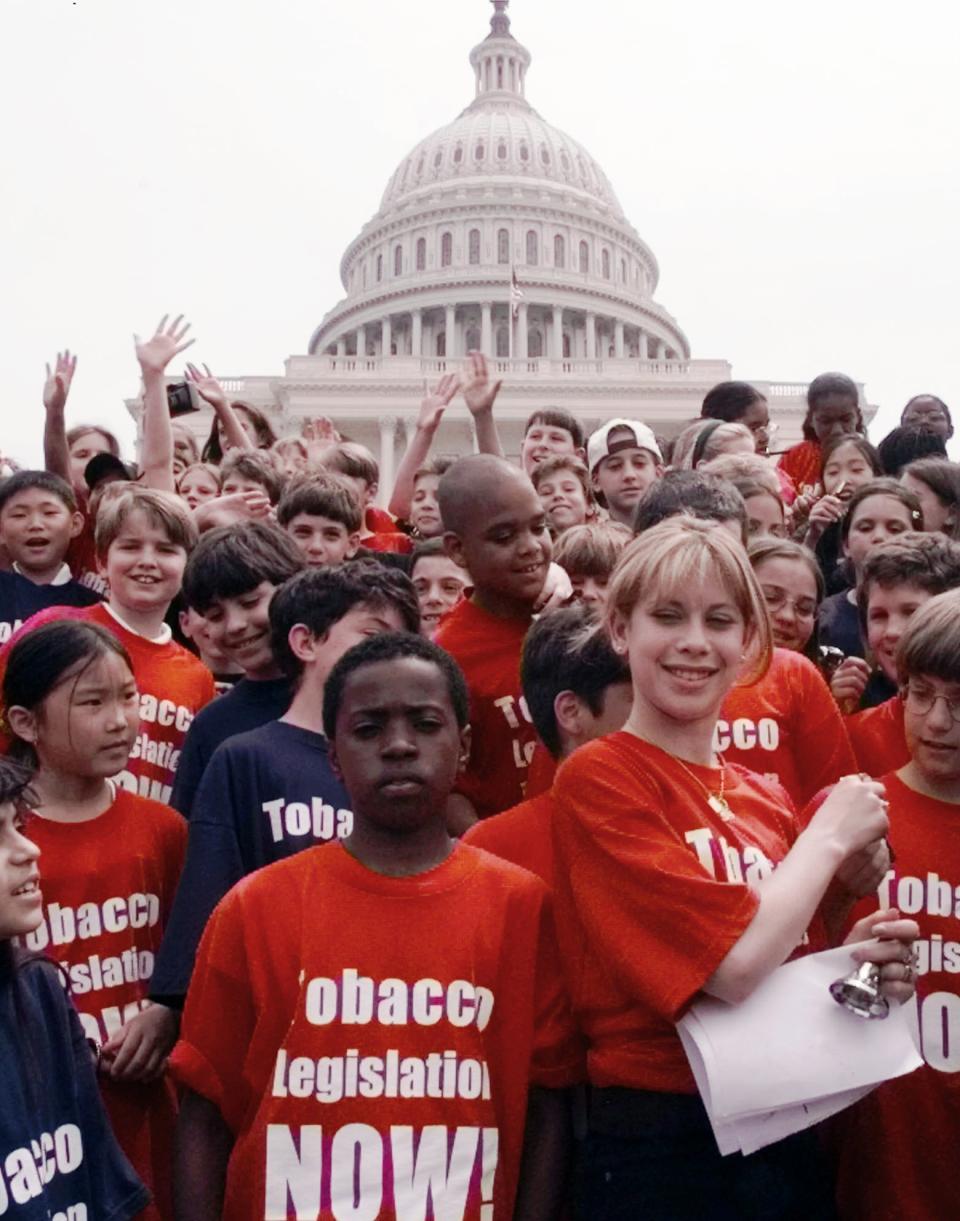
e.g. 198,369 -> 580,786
0,322 -> 957,1218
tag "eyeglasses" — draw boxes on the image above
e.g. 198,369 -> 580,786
760,587 -> 817,619
903,684 -> 960,723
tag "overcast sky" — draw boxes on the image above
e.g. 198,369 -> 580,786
3,0 -> 958,465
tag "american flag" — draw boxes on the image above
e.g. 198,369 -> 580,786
510,268 -> 525,320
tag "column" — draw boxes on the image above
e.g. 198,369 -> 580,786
585,311 -> 596,359
336,336 -> 346,356
481,302 -> 493,355
445,304 -> 456,358
411,309 -> 423,357
517,303 -> 529,359
381,316 -> 392,358
356,325 -> 366,358
638,329 -> 648,359
615,319 -> 625,358
378,416 -> 396,507
552,305 -> 563,359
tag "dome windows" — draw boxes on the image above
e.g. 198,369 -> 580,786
526,230 -> 539,266
560,150 -> 571,173
497,228 -> 510,264
602,248 -> 611,280
475,141 -> 486,162
540,144 -> 551,166
579,240 -> 589,273
497,140 -> 508,161
433,148 -> 443,169
519,141 -> 530,163
453,143 -> 464,165
416,237 -> 426,271
469,228 -> 481,265
440,231 -> 453,268
554,234 -> 565,269
416,154 -> 425,177
394,245 -> 403,276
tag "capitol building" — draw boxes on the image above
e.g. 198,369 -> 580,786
166,1 -> 841,491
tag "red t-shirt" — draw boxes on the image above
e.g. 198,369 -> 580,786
778,439 -> 822,495
364,506 -> 398,535
717,648 -> 857,810
436,599 -> 536,818
362,531 -> 414,555
552,732 -> 810,1094
170,841 -> 581,1220
4,602 -> 216,804
846,695 -> 908,779
833,772 -> 960,1221
20,789 -> 186,1221
463,791 -> 556,887
66,509 -> 109,596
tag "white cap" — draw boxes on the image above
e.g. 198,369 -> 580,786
587,419 -> 663,474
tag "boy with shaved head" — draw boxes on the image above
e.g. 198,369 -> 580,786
436,455 -> 552,822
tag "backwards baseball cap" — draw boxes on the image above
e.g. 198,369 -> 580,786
587,419 -> 663,474
84,452 -> 136,492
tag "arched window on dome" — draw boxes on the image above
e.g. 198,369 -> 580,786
441,232 -> 453,268
529,328 -> 544,358
497,140 -> 508,161
602,248 -> 611,281
475,142 -> 486,162
519,141 -> 530,163
394,245 -> 403,277
497,59 -> 504,89
496,326 -> 509,358
579,240 -> 590,273
540,145 -> 551,166
434,149 -> 443,169
376,254 -> 383,282
416,238 -> 426,271
560,149 -> 571,174
497,228 -> 510,265
526,230 -> 538,266
620,257 -> 627,283
554,234 -> 565,269
454,143 -> 463,165
468,229 -> 481,265
417,155 -> 425,177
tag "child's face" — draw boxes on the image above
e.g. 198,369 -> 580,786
843,495 -> 915,576
218,412 -> 257,450
276,448 -> 307,478
521,423 -> 578,477
744,492 -> 786,540
592,447 -> 662,523
903,673 -> 960,785
171,429 -> 197,478
610,571 -> 747,726
178,469 -> 220,510
446,477 -> 552,608
0,802 -> 42,940
317,603 -> 410,681
101,511 -> 187,616
0,487 -> 82,576
17,652 -> 140,780
68,429 -> 112,491
822,442 -> 873,500
865,582 -> 933,683
222,473 -> 268,499
178,606 -> 236,672
201,581 -> 278,678
330,656 -> 469,833
810,395 -> 860,444
901,473 -> 953,534
411,555 -> 467,636
537,470 -> 589,533
336,474 -> 374,510
285,513 -> 358,567
902,396 -> 952,441
570,573 -> 610,611
754,556 -> 818,653
410,476 -> 442,537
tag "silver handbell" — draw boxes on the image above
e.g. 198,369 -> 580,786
829,961 -> 889,1020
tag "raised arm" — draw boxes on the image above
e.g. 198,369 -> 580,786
186,363 -> 254,454
136,315 -> 195,493
42,350 -> 77,483
462,350 -> 505,459
388,373 -> 460,519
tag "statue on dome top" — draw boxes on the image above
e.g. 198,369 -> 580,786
488,0 -> 513,38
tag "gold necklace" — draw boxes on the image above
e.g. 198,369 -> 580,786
674,753 -> 734,821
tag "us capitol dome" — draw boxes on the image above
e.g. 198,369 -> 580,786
164,0 -> 820,489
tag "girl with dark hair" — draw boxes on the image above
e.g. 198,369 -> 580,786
0,753 -> 150,1218
803,433 -> 883,591
700,381 -> 771,452
748,536 -> 825,667
901,457 -> 960,539
4,620 -> 186,1221
186,362 -> 278,465
779,372 -> 864,496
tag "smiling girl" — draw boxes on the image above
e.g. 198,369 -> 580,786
4,621 -> 186,1221
552,518 -> 917,1219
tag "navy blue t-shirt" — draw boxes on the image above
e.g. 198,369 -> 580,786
818,589 -> 863,659
0,956 -> 149,1219
169,675 -> 293,816
151,719 -> 352,1003
0,571 -> 101,645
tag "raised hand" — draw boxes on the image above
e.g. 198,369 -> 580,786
185,361 -> 228,412
42,350 -> 78,414
461,350 -> 502,417
417,372 -> 461,432
135,315 -> 195,377
301,415 -> 341,444
804,492 -> 846,544
830,656 -> 871,714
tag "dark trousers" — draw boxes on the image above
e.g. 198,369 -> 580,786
577,1088 -> 837,1221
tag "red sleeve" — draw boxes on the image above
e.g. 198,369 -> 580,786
793,658 -> 857,806
529,896 -> 586,1087
553,747 -> 760,1021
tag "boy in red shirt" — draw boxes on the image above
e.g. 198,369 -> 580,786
464,604 -> 632,885
171,632 -> 580,1220
3,487 -> 215,805
436,455 -> 553,820
839,533 -> 960,776
833,590 -> 960,1220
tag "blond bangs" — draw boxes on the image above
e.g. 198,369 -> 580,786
604,517 -> 772,685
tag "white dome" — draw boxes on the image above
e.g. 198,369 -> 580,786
378,101 -> 626,221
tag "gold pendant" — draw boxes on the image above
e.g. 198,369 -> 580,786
708,794 -> 734,821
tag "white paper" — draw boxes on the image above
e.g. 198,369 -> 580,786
677,943 -> 923,1155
